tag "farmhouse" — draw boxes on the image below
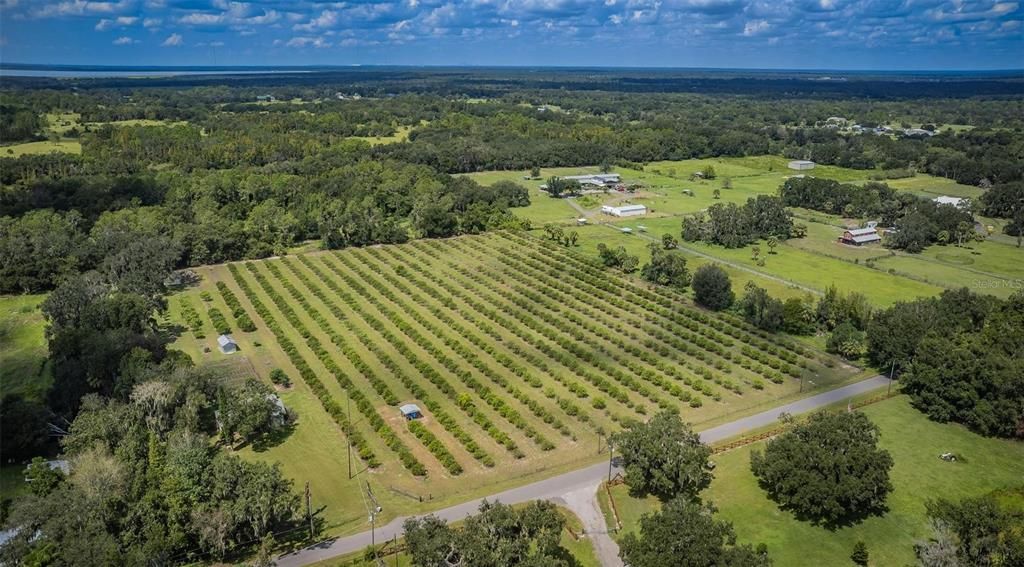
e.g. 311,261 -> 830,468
255,94 -> 276,102
788,160 -> 816,171
602,204 -> 647,217
933,195 -> 967,208
839,227 -> 882,246
400,404 -> 423,420
217,334 -> 238,354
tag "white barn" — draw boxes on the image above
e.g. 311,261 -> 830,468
788,160 -> 816,171
933,196 -> 967,208
601,204 -> 647,217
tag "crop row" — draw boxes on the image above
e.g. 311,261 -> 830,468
495,234 -> 807,379
261,260 -> 400,406
455,239 -> 732,399
178,297 -> 205,339
207,307 -> 231,335
357,246 -> 576,441
384,244 -> 612,430
331,252 -> 557,452
507,233 -> 816,365
477,244 -> 755,393
215,281 -> 256,332
240,261 -> 427,476
224,263 -> 382,469
280,256 -> 497,467
407,420 -> 463,476
450,257 -> 678,411
405,240 -> 642,424
301,254 -> 522,459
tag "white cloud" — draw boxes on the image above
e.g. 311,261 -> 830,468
286,35 -> 331,48
95,15 -> 136,30
143,17 -> 161,28
294,9 -> 338,32
161,32 -> 182,46
112,35 -> 138,44
743,19 -> 770,36
34,0 -> 132,18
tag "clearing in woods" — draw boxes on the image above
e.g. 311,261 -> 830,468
168,231 -> 857,534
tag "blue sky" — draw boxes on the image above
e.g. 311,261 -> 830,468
1,1 -> 1022,69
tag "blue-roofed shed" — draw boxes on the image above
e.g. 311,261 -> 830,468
399,404 -> 423,420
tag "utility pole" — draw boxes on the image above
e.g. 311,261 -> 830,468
366,481 -> 383,563
393,534 -> 399,567
347,389 -> 353,480
888,360 -> 896,396
305,482 -> 314,540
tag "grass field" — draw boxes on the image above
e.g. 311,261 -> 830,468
1,140 -> 82,157
0,294 -> 51,400
349,124 -> 416,145
166,232 -> 854,534
462,157 -> 1019,305
601,395 -> 1024,567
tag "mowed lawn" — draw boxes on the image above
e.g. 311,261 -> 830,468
603,396 -> 1024,567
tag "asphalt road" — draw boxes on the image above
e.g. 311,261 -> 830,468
276,374 -> 890,566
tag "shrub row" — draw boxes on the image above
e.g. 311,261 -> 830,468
179,297 -> 205,339
407,421 -> 463,476
333,252 -> 556,452
225,263 -> 382,469
239,262 -> 426,476
215,281 -> 256,332
263,260 -> 400,406
281,256 -> 496,467
306,254 -> 520,459
207,307 -> 231,335
390,244 -> 609,433
364,249 -> 575,442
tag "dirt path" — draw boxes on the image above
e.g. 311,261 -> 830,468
556,482 -> 623,567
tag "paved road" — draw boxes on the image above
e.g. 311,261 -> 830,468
276,375 -> 890,566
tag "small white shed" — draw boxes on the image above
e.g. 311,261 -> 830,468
217,334 -> 238,354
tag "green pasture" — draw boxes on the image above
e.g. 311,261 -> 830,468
601,396 -> 1024,567
1,140 -> 82,157
596,216 -> 943,306
0,294 -> 52,401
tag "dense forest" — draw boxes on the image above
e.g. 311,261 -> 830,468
3,70 -> 1024,294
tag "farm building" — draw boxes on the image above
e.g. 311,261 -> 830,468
601,204 -> 647,217
933,196 -> 967,208
400,404 -> 423,420
839,227 -> 882,246
564,173 -> 621,187
217,334 -> 238,354
788,160 -> 816,171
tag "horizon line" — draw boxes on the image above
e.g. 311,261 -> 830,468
3,62 -> 1023,75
